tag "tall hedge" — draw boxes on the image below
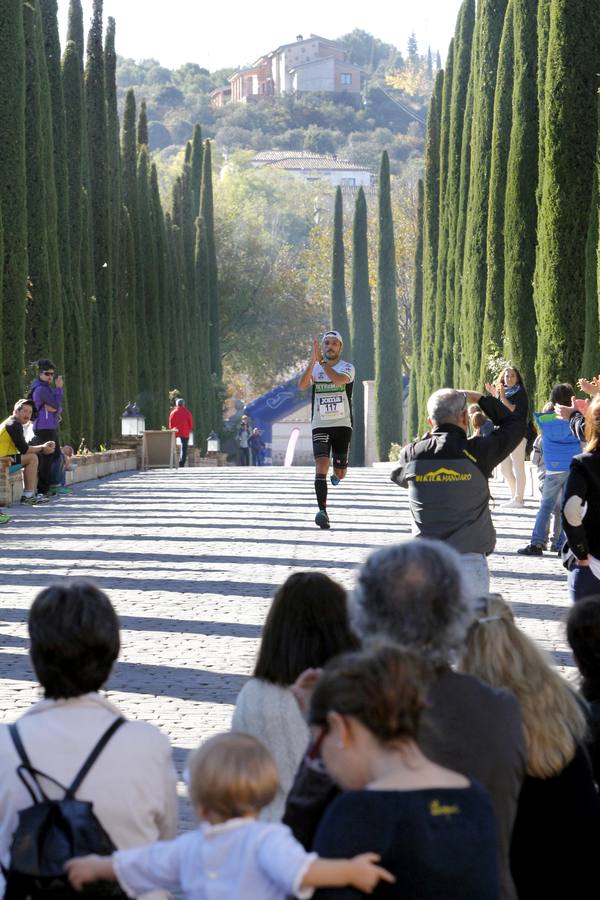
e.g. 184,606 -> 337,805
407,179 -> 424,440
330,187 -> 351,354
440,0 -> 476,387
503,0 -> 538,393
374,151 -> 403,459
349,187 -> 374,465
480,2 -> 514,383
461,0 -> 508,386
0,1 -> 27,405
431,44 -> 454,387
533,0 -> 600,400
418,70 -> 444,418
85,0 -> 113,442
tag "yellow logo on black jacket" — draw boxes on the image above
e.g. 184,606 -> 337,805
415,467 -> 472,483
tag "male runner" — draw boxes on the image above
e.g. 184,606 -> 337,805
298,331 -> 355,529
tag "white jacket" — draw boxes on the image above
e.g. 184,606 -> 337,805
0,692 -> 178,899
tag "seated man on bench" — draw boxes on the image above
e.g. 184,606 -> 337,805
0,399 -> 56,505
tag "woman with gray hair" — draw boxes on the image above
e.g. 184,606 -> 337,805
284,539 -> 526,900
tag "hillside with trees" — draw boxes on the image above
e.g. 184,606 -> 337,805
116,29 -> 439,176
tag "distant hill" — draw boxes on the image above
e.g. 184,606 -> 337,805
116,29 -> 439,174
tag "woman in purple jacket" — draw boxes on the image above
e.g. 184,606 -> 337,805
29,359 -> 66,496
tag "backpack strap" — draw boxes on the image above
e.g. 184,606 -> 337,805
8,723 -> 66,803
67,717 -> 125,798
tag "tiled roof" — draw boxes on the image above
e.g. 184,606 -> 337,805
254,153 -> 370,172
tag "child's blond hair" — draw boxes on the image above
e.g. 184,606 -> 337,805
187,733 -> 279,819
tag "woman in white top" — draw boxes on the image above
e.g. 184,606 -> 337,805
0,580 -> 178,900
232,572 -> 359,820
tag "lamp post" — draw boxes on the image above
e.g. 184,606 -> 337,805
206,431 -> 220,455
121,402 -> 145,437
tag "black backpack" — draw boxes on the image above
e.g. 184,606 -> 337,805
3,718 -> 128,899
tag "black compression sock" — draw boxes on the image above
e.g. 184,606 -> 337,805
315,474 -> 328,509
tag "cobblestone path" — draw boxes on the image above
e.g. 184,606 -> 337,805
0,466 -> 573,826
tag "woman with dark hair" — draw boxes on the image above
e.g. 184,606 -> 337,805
486,365 -> 529,508
0,581 -> 177,899
567,596 -> 600,784
562,395 -> 600,600
309,642 -> 499,899
232,571 -> 359,821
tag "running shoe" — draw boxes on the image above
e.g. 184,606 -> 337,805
49,485 -> 72,496
330,474 -> 340,486
315,509 -> 331,530
20,493 -> 51,505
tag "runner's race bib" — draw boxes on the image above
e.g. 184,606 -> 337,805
319,394 -> 345,420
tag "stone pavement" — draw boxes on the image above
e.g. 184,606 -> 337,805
0,466 -> 574,827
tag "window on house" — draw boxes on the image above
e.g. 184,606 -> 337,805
340,178 -> 356,186
340,73 -> 352,84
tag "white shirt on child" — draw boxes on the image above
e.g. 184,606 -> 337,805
113,817 -> 317,900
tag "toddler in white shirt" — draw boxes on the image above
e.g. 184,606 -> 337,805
66,732 -> 393,899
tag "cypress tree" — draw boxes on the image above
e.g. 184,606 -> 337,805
150,162 -> 169,415
407,179 -> 424,440
535,0 -> 551,219
374,151 -> 403,459
418,69 -> 443,417
85,0 -> 113,443
193,214 -> 214,434
200,140 -> 222,386
0,1 -> 27,405
137,99 -> 148,147
480,1 -> 514,383
66,0 -> 84,60
503,0 -> 538,393
190,123 -> 204,219
330,187 -> 351,355
79,185 -> 96,445
62,37 -> 90,442
461,0 -> 508,385
136,146 -> 160,424
40,0 -> 71,372
451,37 -> 476,385
105,16 -> 123,433
581,158 -> 599,377
349,187 -> 374,465
34,0 -> 64,378
121,90 -> 137,214
113,204 -> 136,413
440,0 -> 476,387
534,0 -> 600,400
431,43 -> 453,386
23,1 -> 53,363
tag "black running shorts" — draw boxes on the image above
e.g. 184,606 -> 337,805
312,427 -> 352,469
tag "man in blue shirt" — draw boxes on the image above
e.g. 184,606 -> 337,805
518,384 -> 582,556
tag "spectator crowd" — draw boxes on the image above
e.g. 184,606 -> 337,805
1,369 -> 600,897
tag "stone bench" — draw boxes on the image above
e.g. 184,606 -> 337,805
0,449 -> 138,506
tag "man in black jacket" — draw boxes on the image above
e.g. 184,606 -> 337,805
391,388 -> 525,600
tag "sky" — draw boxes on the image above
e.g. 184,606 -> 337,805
56,0 -> 463,72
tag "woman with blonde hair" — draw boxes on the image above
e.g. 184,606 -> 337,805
562,394 -> 600,600
458,594 -> 600,899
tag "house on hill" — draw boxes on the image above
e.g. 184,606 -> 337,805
250,151 -> 375,193
214,34 -> 365,107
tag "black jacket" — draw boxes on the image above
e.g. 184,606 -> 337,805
391,396 -> 525,555
562,451 -> 600,560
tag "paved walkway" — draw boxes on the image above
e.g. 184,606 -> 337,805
0,466 -> 574,824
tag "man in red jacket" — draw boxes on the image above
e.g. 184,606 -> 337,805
169,399 -> 194,468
